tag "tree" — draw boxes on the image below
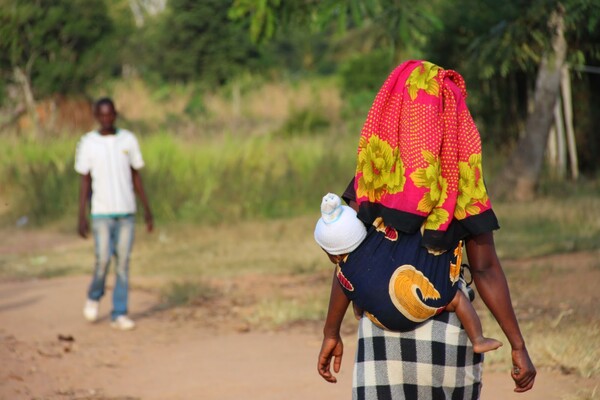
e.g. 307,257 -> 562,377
146,0 -> 259,85
450,0 -> 600,199
0,0 -> 117,133
493,5 -> 567,200
232,0 -> 600,198
228,0 -> 443,60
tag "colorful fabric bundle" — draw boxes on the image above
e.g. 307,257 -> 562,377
337,218 -> 464,332
352,60 -> 498,251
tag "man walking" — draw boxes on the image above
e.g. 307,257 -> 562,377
75,98 -> 153,330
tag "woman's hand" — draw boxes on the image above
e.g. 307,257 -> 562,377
511,347 -> 536,392
318,268 -> 351,383
317,335 -> 344,383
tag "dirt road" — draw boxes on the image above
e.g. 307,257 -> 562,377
0,276 -> 595,400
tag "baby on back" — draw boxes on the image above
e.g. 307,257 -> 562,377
314,193 -> 501,354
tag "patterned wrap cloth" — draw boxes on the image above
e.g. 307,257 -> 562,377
353,60 -> 498,252
336,220 -> 464,332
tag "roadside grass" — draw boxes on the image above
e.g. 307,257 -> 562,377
479,311 -> 600,379
245,296 -> 328,329
0,237 -> 90,280
473,249 -> 600,382
159,280 -> 221,308
562,386 -> 599,400
493,183 -> 600,259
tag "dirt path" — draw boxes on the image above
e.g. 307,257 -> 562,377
0,276 -> 595,400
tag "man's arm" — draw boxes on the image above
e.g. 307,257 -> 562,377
131,167 -> 153,232
466,232 -> 536,393
318,268 -> 351,383
78,174 -> 91,238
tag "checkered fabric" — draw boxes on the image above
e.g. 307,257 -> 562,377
353,311 -> 483,400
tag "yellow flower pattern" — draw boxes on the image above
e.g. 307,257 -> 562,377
353,61 -> 491,240
455,153 -> 489,220
356,135 -> 406,202
409,150 -> 449,230
424,208 -> 450,231
406,61 -> 441,101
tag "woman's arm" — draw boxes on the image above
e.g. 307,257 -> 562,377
466,232 -> 536,393
318,268 -> 351,383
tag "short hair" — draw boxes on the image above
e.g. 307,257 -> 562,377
93,97 -> 116,113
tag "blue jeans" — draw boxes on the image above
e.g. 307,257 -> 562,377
88,215 -> 135,320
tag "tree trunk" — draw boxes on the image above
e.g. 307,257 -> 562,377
13,66 -> 43,138
0,105 -> 26,133
492,5 -> 567,201
560,66 -> 579,180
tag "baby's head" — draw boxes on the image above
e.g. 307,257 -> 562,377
314,193 -> 367,262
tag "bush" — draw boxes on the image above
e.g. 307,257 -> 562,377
276,108 -> 330,137
338,50 -> 395,95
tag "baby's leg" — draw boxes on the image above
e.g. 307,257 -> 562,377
446,290 -> 503,353
352,302 -> 364,320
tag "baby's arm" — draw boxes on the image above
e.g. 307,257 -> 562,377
318,268 -> 350,383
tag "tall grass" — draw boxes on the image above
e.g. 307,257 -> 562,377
0,131 -> 358,225
0,136 -> 79,223
138,131 -> 359,222
493,190 -> 600,258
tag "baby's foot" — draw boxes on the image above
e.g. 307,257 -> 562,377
472,337 -> 503,354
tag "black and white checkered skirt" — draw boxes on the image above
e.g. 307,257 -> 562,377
353,311 -> 483,400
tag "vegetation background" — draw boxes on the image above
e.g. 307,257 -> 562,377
0,1 -> 599,398
1,0 -> 600,225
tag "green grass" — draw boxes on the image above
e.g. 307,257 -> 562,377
244,296 -> 328,329
493,189 -> 600,259
160,280 -> 220,307
0,131 -> 358,225
0,136 -> 80,223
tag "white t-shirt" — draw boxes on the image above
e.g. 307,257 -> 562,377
74,129 -> 145,216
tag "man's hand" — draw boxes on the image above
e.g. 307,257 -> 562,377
317,335 -> 344,383
77,174 -> 91,239
78,216 -> 89,238
145,211 -> 154,233
511,347 -> 536,393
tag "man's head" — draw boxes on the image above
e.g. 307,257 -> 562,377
314,193 -> 367,259
94,97 -> 117,131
